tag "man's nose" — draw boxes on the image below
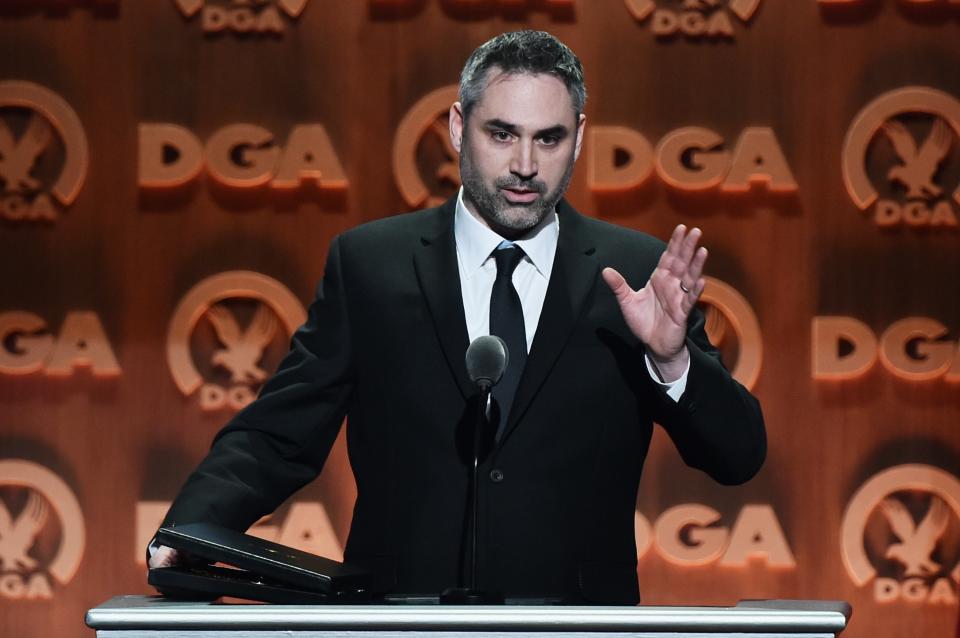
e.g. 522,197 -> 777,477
510,139 -> 538,179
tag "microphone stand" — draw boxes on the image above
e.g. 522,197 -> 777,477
440,379 -> 504,604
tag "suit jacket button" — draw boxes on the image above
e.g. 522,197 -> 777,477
489,469 -> 504,483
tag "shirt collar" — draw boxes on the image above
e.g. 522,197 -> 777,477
453,187 -> 559,280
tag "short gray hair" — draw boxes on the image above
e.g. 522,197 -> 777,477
458,31 -> 586,121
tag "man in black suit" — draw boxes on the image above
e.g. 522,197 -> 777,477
150,30 -> 765,604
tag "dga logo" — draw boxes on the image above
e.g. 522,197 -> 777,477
635,503 -> 794,568
173,0 -> 308,35
589,125 -> 796,196
0,81 -> 88,223
0,311 -> 121,378
843,87 -> 960,229
812,316 -> 959,382
0,460 -> 85,600
393,85 -> 461,209
697,277 -> 762,390
139,122 -> 347,196
393,86 -> 796,209
167,271 -> 306,412
625,0 -> 763,39
842,464 -> 960,604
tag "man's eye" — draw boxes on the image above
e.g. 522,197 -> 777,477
492,131 -> 512,142
539,136 -> 559,146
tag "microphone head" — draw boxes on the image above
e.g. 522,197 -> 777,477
465,335 -> 509,388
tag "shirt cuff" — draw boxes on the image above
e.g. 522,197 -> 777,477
644,352 -> 690,402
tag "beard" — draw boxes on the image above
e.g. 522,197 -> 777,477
459,138 -> 575,238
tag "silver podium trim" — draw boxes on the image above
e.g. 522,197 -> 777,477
86,596 -> 850,634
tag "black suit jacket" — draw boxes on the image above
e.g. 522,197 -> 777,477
161,198 -> 765,604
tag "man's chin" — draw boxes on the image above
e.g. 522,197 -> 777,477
491,206 -> 547,235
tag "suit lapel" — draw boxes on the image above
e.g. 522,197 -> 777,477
413,200 -> 474,400
498,200 -> 600,445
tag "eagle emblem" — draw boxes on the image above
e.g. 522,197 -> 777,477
0,114 -> 52,194
205,303 -> 279,384
880,497 -> 950,577
881,118 -> 952,200
0,492 -> 49,573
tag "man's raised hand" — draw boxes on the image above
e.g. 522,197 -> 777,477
601,224 -> 707,382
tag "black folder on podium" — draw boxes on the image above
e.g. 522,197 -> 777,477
148,523 -> 373,604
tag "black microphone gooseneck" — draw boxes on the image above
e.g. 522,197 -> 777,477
440,335 -> 507,605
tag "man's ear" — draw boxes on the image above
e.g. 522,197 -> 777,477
573,113 -> 586,161
449,102 -> 464,153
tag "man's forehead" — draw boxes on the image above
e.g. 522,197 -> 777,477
472,68 -> 578,124
480,67 -> 567,94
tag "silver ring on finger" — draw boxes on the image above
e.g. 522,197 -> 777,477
679,281 -> 691,294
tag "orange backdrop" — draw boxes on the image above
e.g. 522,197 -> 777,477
1,2 -> 959,638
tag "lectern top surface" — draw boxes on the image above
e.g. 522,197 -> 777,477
86,595 -> 851,634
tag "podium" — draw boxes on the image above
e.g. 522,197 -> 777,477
86,596 -> 851,638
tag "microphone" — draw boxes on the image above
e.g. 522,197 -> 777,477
465,335 -> 508,390
440,336 -> 508,605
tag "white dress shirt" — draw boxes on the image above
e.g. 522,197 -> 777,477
453,188 -> 688,401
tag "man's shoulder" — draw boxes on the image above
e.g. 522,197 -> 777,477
339,203 -> 451,248
560,201 -> 666,254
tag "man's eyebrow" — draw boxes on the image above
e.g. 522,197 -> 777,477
536,125 -> 569,139
483,119 -> 519,133
482,120 -> 570,138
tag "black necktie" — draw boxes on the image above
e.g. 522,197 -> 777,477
489,245 -> 527,440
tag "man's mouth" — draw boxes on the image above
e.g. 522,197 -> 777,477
501,187 -> 540,204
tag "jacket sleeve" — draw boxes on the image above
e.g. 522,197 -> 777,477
648,303 -> 767,486
160,235 -> 355,532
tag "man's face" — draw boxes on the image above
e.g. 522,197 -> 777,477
449,70 -> 585,239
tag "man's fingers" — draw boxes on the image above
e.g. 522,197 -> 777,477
667,224 -> 686,253
148,545 -> 180,569
602,267 -> 634,303
659,224 -> 685,267
681,246 -> 708,290
669,226 -> 702,279
677,227 -> 702,267
681,277 -> 707,314
660,224 -> 702,276
680,246 -> 707,303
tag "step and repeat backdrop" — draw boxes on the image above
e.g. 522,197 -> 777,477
1,1 -> 959,637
